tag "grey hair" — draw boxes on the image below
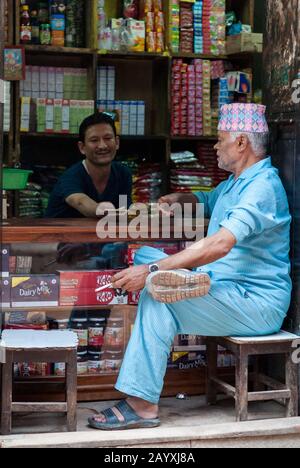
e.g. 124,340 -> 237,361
230,132 -> 269,157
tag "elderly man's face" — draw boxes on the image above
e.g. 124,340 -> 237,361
214,131 -> 241,172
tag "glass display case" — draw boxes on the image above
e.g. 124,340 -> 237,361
1,218 -> 234,402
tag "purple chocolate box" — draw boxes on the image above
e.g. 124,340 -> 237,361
11,275 -> 59,308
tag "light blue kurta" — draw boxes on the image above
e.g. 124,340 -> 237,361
115,157 -> 292,404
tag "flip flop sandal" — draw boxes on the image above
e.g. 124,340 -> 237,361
88,400 -> 160,431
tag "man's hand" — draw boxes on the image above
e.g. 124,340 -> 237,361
96,202 -> 117,217
158,193 -> 182,216
112,265 -> 149,292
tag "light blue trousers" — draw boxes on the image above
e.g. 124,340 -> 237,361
115,247 -> 285,404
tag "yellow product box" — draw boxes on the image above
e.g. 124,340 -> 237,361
128,20 -> 146,52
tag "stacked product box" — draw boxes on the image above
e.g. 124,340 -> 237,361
97,66 -> 116,101
169,0 -> 180,53
10,275 -> 59,308
59,271 -> 128,306
97,100 -> 145,136
193,0 -> 203,54
21,98 -> 94,134
179,1 -> 194,54
142,0 -> 165,53
170,150 -> 214,193
20,66 -> 89,100
202,0 -> 226,56
127,242 -> 180,265
202,60 -> 212,136
3,81 -> 10,132
171,59 -> 203,137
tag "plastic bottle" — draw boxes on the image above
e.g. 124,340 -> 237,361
30,9 -> 40,44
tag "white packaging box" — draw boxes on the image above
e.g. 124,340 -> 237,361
107,66 -> 115,100
20,97 -> 31,132
129,101 -> 138,135
23,66 -> 32,97
45,98 -> 54,132
31,66 -> 40,94
3,81 -> 10,132
137,101 -> 145,135
98,67 -> 108,100
47,67 -> 56,96
55,68 -> 64,98
40,67 -> 48,96
62,99 -> 70,133
121,101 -> 130,135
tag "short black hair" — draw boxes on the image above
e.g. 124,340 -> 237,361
79,112 -> 117,142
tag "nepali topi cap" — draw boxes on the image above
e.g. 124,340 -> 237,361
218,103 -> 269,133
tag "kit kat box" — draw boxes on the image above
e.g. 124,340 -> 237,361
11,275 -> 59,307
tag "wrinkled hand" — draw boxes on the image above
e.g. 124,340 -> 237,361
112,265 -> 149,292
158,193 -> 181,217
96,202 -> 116,217
56,243 -> 90,264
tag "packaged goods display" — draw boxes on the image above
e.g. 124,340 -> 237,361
169,0 -> 225,55
19,0 -> 85,47
10,275 -> 59,307
3,81 -> 11,132
97,0 -> 165,53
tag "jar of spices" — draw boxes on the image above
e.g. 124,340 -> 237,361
88,351 -> 105,374
77,351 -> 88,375
53,318 -> 69,330
70,315 -> 88,352
105,316 -> 124,348
104,350 -> 123,372
88,316 -> 106,352
40,24 -> 51,45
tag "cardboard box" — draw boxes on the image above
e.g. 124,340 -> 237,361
60,287 -> 128,306
226,33 -> 263,55
0,278 -> 10,307
59,270 -> 119,290
11,275 -> 59,307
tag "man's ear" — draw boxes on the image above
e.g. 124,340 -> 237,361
116,136 -> 120,151
237,134 -> 248,151
78,141 -> 85,155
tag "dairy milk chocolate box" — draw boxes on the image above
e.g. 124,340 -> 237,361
11,275 -> 59,307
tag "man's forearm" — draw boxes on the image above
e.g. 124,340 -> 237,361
156,229 -> 236,271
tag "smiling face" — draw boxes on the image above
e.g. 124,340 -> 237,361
78,123 -> 120,167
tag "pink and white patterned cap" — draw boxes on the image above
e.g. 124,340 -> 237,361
218,103 -> 269,133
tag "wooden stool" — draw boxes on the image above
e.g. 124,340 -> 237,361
206,331 -> 299,421
0,330 -> 78,435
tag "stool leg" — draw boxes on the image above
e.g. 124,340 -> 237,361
66,350 -> 77,432
206,338 -> 218,405
235,349 -> 248,422
286,352 -> 299,417
1,352 -> 13,435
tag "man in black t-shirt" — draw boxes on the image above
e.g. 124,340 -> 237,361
45,112 -> 132,218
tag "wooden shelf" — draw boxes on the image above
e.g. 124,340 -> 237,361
171,136 -> 218,141
24,45 -> 95,55
171,53 -> 228,60
20,133 -> 168,140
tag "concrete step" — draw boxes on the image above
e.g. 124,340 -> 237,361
1,417 -> 300,448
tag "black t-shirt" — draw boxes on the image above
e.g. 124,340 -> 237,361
45,161 -> 132,218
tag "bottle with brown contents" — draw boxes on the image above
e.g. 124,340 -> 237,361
104,315 -> 124,348
20,4 -> 32,44
88,315 -> 106,353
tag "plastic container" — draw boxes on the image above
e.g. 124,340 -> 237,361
2,169 -> 33,190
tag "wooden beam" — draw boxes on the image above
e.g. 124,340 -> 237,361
12,402 -> 68,413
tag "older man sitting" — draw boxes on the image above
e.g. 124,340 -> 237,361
88,103 -> 292,431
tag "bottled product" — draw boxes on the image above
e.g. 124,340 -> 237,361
104,350 -> 123,372
51,14 -> 65,46
40,24 -> 51,45
70,314 -> 88,352
88,316 -> 106,352
105,316 -> 124,348
37,2 -> 49,24
30,9 -> 40,44
20,5 -> 32,44
77,351 -> 88,375
88,351 -> 105,374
